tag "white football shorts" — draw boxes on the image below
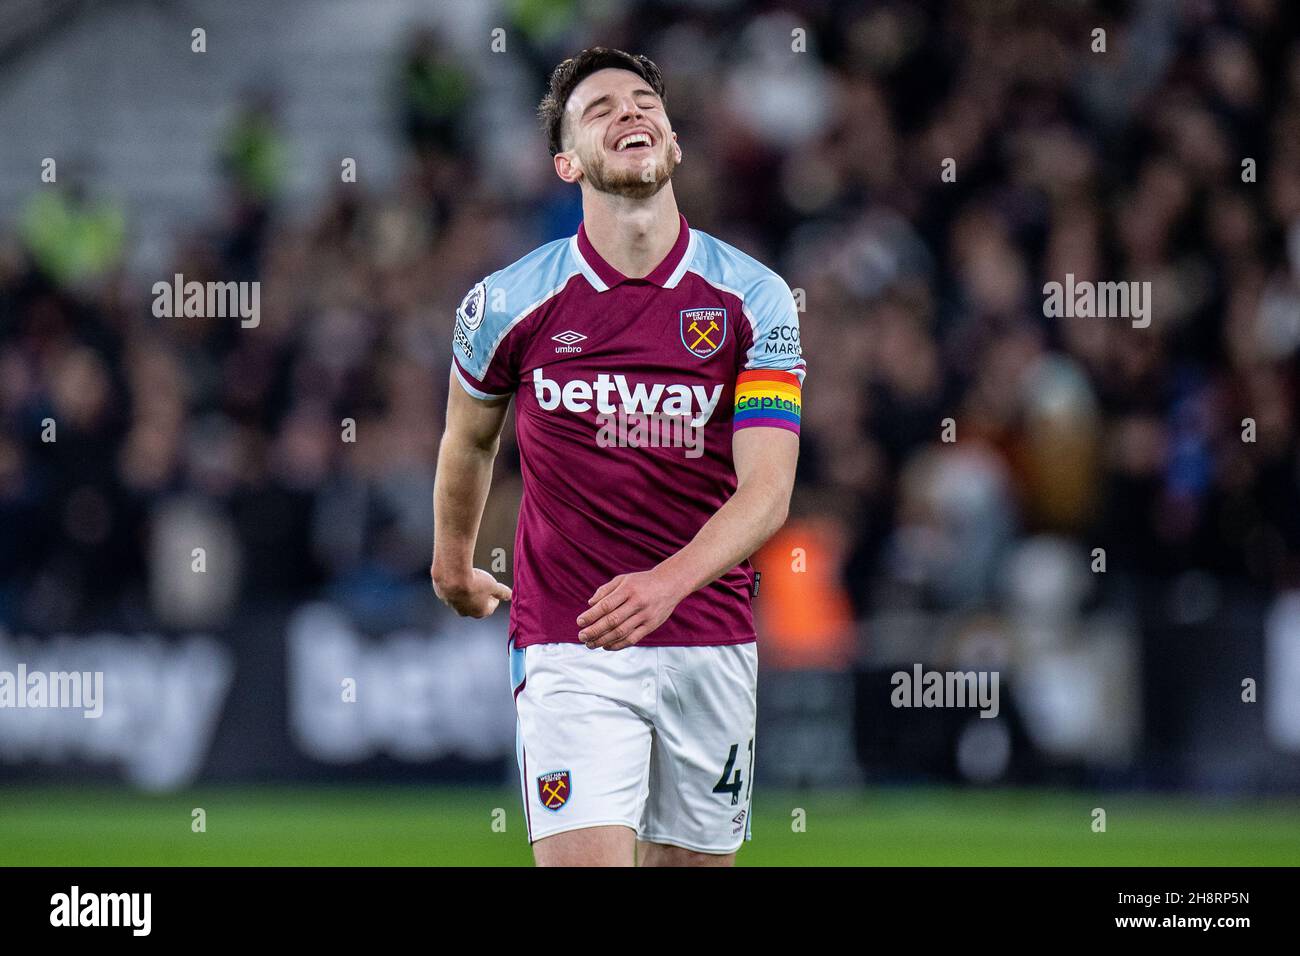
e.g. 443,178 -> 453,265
509,637 -> 758,854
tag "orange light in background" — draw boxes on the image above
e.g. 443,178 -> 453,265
753,516 -> 856,670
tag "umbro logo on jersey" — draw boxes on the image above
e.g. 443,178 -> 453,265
552,330 -> 587,353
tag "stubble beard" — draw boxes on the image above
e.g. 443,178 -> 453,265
582,142 -> 678,200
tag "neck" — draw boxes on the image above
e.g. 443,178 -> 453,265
579,183 -> 681,278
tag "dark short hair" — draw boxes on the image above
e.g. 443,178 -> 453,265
538,47 -> 666,156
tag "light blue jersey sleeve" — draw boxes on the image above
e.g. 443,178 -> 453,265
687,231 -> 805,385
451,236 -> 579,400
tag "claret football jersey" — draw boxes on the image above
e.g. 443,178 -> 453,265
451,214 -> 805,647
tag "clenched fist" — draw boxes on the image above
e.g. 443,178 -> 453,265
433,567 -> 512,619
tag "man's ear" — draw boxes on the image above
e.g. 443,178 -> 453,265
554,150 -> 583,184
671,131 -> 682,165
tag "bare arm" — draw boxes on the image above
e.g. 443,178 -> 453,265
576,427 -> 798,650
431,370 -> 513,618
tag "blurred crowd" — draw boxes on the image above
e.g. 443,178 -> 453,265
1,0 -> 1298,643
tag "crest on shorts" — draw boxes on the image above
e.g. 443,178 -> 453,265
537,770 -> 571,811
680,308 -> 727,358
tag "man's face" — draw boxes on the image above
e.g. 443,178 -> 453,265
558,68 -> 681,199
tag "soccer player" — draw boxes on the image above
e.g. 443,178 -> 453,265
431,47 -> 804,867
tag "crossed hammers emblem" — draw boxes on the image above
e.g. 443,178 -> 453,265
540,777 -> 568,807
688,318 -> 719,351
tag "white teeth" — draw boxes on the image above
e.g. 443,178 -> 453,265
616,132 -> 651,151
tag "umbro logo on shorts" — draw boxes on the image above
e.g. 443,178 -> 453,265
537,770 -> 572,811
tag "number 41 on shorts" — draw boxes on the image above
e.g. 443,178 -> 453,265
712,738 -> 755,806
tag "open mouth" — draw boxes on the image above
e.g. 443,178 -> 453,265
614,131 -> 654,152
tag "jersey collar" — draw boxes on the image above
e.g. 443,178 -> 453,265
572,213 -> 694,292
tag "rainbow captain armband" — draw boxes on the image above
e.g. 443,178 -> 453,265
733,369 -> 802,433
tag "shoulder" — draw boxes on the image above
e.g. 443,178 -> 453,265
460,235 -> 579,336
686,230 -> 798,342
452,234 -> 583,385
454,234 -> 582,377
484,234 -> 580,307
688,230 -> 805,379
686,229 -> 795,306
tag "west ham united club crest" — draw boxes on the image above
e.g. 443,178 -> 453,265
537,770 -> 571,811
680,307 -> 726,358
